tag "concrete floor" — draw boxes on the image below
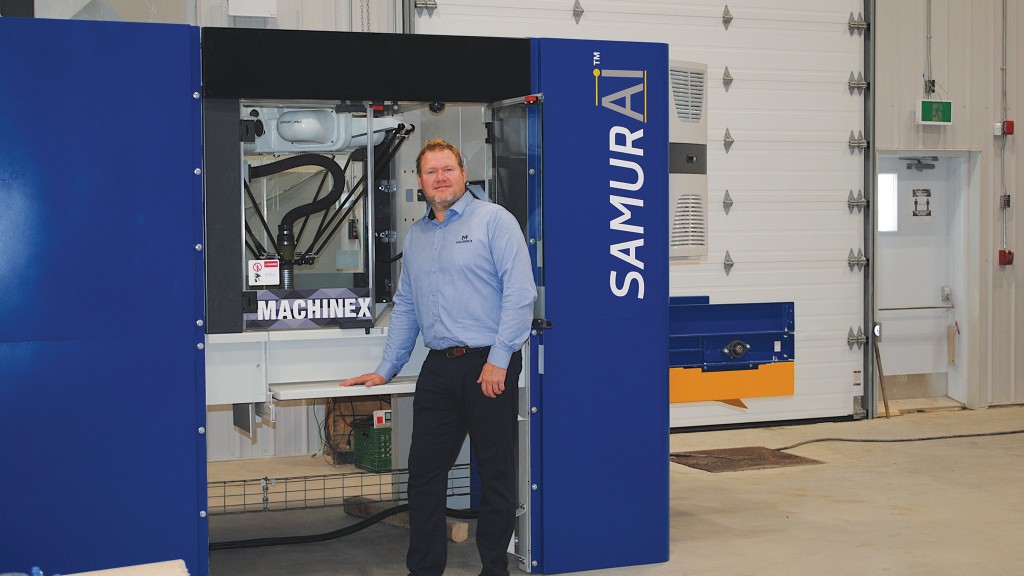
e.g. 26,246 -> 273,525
209,405 -> 1024,576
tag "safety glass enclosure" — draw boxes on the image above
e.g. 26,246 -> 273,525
237,98 -> 542,334
240,102 -> 410,331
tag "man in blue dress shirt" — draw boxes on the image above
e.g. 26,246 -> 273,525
342,139 -> 537,576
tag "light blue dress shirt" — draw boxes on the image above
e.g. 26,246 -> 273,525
375,192 -> 537,380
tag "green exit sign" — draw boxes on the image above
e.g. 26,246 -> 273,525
917,99 -> 953,125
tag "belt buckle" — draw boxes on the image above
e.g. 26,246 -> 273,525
446,346 -> 468,359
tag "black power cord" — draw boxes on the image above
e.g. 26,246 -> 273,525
210,505 -> 479,551
775,428 -> 1024,452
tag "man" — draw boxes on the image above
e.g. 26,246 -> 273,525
342,139 -> 537,576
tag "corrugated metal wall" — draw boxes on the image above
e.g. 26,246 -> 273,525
197,0 -> 395,31
874,0 -> 1022,406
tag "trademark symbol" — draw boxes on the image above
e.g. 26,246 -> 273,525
593,51 -> 601,65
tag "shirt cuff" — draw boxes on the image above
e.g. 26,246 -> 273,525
486,347 -> 514,369
374,362 -> 399,382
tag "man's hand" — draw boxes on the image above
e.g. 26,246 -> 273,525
477,362 -> 507,398
340,373 -> 387,387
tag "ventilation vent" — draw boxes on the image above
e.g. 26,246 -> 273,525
670,191 -> 708,258
670,68 -> 705,123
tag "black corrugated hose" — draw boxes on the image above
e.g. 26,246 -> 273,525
209,505 -> 478,551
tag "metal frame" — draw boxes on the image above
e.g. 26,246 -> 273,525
863,0 -> 877,418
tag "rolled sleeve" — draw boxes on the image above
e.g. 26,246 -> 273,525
487,210 -> 537,368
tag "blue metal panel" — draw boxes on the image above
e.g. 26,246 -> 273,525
531,38 -> 669,573
0,19 -> 206,575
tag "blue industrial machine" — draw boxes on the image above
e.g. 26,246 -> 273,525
1,17 -> 667,575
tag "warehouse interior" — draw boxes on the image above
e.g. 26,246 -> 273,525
1,1 -> 1021,575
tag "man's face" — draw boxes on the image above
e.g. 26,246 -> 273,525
417,149 -> 467,214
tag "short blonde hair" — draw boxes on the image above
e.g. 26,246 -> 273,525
416,139 -> 465,174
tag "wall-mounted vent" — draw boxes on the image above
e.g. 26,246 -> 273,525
668,60 -> 708,260
670,191 -> 708,258
670,67 -> 705,123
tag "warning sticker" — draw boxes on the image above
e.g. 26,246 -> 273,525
248,259 -> 280,286
912,189 -> 932,217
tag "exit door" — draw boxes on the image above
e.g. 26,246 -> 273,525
873,152 -> 974,407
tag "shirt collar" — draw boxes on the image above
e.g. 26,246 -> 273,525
426,190 -> 474,221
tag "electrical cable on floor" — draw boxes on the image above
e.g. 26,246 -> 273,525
209,505 -> 479,551
775,429 -> 1024,452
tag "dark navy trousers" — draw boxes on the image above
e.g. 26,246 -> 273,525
406,348 -> 521,576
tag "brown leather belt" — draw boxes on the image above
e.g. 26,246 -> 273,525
435,346 -> 488,359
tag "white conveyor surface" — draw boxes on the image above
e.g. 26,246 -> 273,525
270,375 -> 416,400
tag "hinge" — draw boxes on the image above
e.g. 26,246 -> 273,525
240,118 -> 257,142
848,12 -> 868,35
415,0 -> 437,10
847,327 -> 867,350
848,248 -> 868,271
572,0 -> 584,24
722,5 -> 733,30
847,189 -> 867,213
723,190 -> 734,215
848,71 -> 868,94
848,130 -> 868,152
723,251 -> 735,275
723,128 -> 735,152
723,66 -> 734,91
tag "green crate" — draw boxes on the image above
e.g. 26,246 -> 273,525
353,427 -> 392,472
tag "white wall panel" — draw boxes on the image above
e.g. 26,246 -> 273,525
416,1 -> 869,426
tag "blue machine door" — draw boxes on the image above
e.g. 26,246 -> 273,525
529,38 -> 669,573
0,18 -> 206,575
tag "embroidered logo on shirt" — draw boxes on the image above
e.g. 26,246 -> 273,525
456,234 -> 473,244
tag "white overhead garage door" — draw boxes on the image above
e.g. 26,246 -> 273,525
413,0 -> 868,427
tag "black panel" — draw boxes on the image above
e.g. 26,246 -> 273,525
0,0 -> 33,17
669,142 -> 707,175
201,27 -> 531,102
204,98 -> 244,334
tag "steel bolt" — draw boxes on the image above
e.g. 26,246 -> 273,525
532,561 -> 538,567
196,319 -> 204,327
531,407 -> 538,414
194,168 -> 202,176
528,168 -> 536,175
198,427 -> 206,435
197,343 -> 205,350
195,244 -> 203,252
199,510 -> 207,518
193,91 -> 200,99
531,330 -> 538,336
531,484 -> 538,491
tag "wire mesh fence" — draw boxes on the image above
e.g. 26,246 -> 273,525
207,464 -> 473,514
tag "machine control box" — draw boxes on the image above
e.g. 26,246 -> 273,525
373,409 -> 392,428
